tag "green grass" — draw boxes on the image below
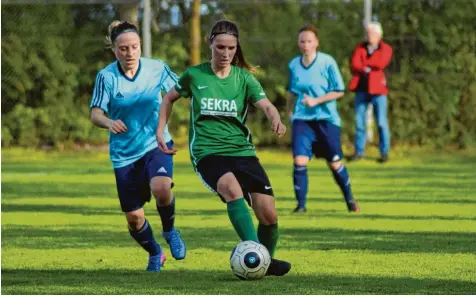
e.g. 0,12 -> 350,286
2,148 -> 476,294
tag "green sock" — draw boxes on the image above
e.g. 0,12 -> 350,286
227,198 -> 259,242
258,223 -> 279,258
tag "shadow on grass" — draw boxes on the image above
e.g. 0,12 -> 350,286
3,203 -> 474,222
262,162 -> 476,173
278,227 -> 476,254
5,181 -> 472,204
282,210 -> 476,221
1,162 -> 195,175
1,268 -> 474,294
279,195 -> 476,204
173,191 -> 476,205
1,204 -> 121,216
1,162 -> 112,175
2,225 -> 474,254
1,182 -> 116,199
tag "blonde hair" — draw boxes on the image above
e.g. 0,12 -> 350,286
367,21 -> 383,37
104,20 -> 140,49
105,20 -> 122,49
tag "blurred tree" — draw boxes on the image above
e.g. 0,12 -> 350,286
118,0 -> 140,25
1,0 -> 475,149
190,0 -> 201,66
1,4 -> 80,147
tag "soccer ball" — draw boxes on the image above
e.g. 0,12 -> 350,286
230,240 -> 271,280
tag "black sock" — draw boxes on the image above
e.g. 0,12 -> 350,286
129,219 -> 161,256
157,196 -> 175,232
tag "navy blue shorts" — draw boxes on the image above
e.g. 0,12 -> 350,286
292,120 -> 343,162
196,155 -> 274,206
114,142 -> 174,213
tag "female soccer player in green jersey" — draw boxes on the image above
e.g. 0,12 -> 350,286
156,20 -> 291,276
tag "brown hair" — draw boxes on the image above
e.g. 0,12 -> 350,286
299,24 -> 319,39
209,20 -> 256,73
105,20 -> 140,49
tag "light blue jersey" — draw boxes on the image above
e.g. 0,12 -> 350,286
287,52 -> 345,126
90,57 -> 177,168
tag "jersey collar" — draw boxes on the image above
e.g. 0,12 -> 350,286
300,52 -> 318,70
117,59 -> 142,82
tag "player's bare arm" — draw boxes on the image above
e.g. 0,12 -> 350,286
286,91 -> 296,120
90,107 -> 127,134
157,88 -> 180,154
254,98 -> 286,137
301,91 -> 344,107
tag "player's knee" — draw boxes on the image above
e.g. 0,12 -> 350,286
125,211 -> 145,230
264,210 -> 278,225
259,207 -> 278,225
294,156 -> 309,167
329,160 -> 343,171
150,178 -> 172,201
151,185 -> 171,201
217,174 -> 243,201
217,183 -> 242,201
254,196 -> 278,225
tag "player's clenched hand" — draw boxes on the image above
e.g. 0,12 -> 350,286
107,119 -> 127,134
271,119 -> 287,137
302,94 -> 318,107
156,133 -> 177,155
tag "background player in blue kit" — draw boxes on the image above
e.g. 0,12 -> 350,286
286,24 -> 360,213
89,21 -> 186,272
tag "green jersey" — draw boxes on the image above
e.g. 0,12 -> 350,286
175,62 -> 267,168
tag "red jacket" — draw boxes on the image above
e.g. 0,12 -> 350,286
349,41 -> 393,95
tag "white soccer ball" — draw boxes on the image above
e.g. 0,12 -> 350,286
230,240 -> 271,280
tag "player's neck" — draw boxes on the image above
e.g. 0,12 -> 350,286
211,62 -> 232,79
302,52 -> 317,67
120,62 -> 140,79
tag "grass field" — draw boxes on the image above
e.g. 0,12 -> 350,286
2,147 -> 476,294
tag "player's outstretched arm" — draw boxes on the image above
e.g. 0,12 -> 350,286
157,88 -> 181,154
286,91 -> 296,121
90,107 -> 127,134
302,91 -> 344,107
254,98 -> 286,137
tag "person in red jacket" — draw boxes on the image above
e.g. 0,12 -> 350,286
348,22 -> 393,163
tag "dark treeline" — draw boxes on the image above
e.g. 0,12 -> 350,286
2,0 -> 475,149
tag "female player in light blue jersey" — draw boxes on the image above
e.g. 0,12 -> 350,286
286,24 -> 360,213
89,21 -> 186,272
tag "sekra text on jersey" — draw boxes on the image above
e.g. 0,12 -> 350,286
200,97 -> 238,117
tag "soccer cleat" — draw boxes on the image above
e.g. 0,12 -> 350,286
146,250 -> 166,272
377,154 -> 389,163
347,200 -> 360,213
163,228 -> 186,260
266,258 -> 291,276
347,154 -> 363,162
292,206 -> 307,214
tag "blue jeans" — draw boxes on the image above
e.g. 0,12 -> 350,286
354,92 -> 390,156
